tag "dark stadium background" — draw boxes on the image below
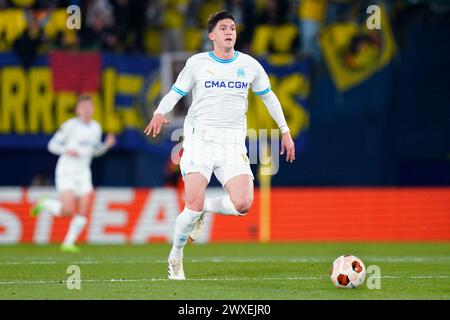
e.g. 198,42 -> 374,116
0,0 -> 448,244
0,0 -> 449,301
1,0 -> 449,188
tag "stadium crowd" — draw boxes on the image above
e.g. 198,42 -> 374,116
1,0 -> 449,69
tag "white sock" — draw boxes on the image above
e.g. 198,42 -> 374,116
169,207 -> 203,260
40,198 -> 62,216
203,195 -> 241,216
62,215 -> 87,246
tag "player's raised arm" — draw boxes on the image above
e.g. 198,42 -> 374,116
145,57 -> 195,138
47,120 -> 74,155
258,91 -> 296,163
251,58 -> 295,162
143,90 -> 179,137
94,133 -> 116,157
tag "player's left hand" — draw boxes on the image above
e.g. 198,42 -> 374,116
105,133 -> 116,147
280,132 -> 295,163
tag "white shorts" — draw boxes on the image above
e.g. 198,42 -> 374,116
55,170 -> 93,197
180,135 -> 254,186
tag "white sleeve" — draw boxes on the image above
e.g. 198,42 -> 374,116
259,90 -> 290,133
93,126 -> 109,157
251,59 -> 271,96
171,57 -> 195,97
153,89 -> 183,115
93,142 -> 110,157
47,120 -> 74,155
153,57 -> 195,115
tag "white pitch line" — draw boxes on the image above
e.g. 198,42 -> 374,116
0,275 -> 449,286
1,256 -> 450,266
0,277 -> 325,285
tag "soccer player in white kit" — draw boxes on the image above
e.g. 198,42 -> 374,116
144,11 -> 295,280
31,96 -> 116,253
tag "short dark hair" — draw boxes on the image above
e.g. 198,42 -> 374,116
76,95 -> 93,106
207,10 -> 235,33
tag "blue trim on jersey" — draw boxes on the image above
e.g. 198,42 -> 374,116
208,51 -> 239,63
254,87 -> 271,95
172,85 -> 188,96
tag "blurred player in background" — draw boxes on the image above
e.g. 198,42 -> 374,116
31,95 -> 116,253
145,10 -> 295,280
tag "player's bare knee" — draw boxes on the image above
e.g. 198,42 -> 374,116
185,196 -> 204,212
237,209 -> 249,216
61,206 -> 74,216
236,205 -> 251,215
233,197 -> 253,215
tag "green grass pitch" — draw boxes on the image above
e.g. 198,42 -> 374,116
0,243 -> 449,299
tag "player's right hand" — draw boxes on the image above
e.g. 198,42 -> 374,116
105,133 -> 116,147
66,149 -> 79,157
144,113 -> 170,137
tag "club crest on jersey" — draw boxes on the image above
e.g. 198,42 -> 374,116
204,80 -> 248,89
236,68 -> 245,78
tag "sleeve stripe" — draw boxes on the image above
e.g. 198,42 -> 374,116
254,87 -> 271,96
171,85 -> 188,96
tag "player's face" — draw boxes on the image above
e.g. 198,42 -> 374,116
76,100 -> 94,122
210,19 -> 236,51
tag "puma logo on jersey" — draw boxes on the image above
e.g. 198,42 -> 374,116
206,69 -> 214,75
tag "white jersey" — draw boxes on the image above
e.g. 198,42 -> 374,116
48,118 -> 104,176
172,51 -> 271,142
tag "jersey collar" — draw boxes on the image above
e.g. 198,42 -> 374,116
208,51 -> 239,63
